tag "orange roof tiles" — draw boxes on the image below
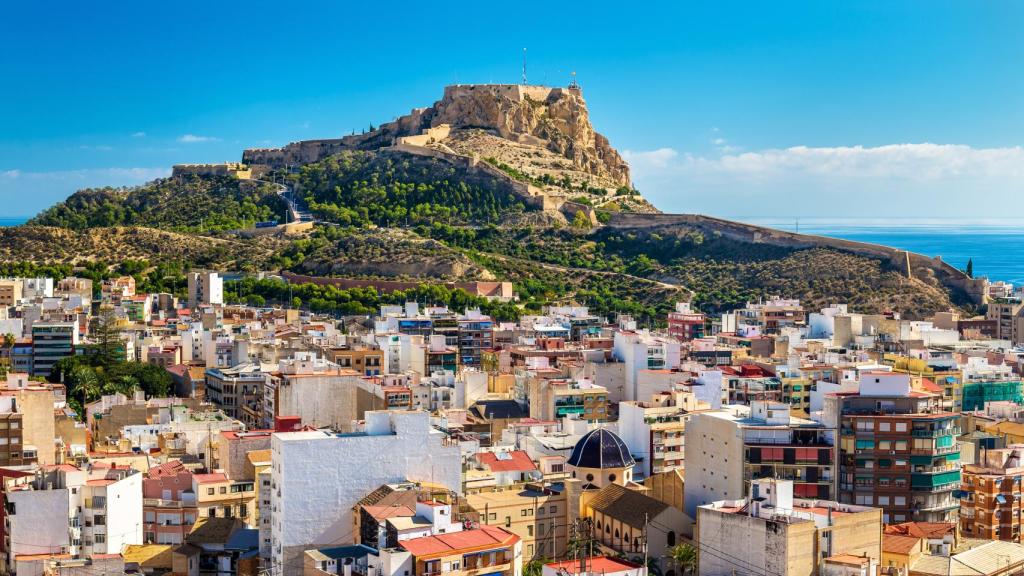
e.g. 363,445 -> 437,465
475,451 -> 537,473
546,556 -> 643,574
399,526 -> 518,558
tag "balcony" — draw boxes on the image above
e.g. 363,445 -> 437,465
911,427 -> 961,438
144,498 -> 193,509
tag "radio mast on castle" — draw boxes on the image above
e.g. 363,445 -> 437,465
522,48 -> 527,84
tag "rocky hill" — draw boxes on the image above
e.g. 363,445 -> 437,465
4,81 -> 980,321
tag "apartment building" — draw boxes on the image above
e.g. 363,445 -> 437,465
143,460 -> 197,545
612,329 -> 682,402
0,395 -> 38,467
187,271 -> 224,308
684,400 -> 836,517
464,483 -> 568,560
528,377 -> 609,422
205,363 -> 267,423
264,352 -> 363,430
31,321 -> 78,377
270,410 -> 461,572
457,313 -> 494,368
619,388 -> 707,479
3,463 -> 143,571
959,445 -> 1024,541
667,302 -> 706,342
325,344 -> 385,377
193,471 -> 256,525
987,298 -> 1024,344
389,526 -> 521,576
0,280 -> 23,307
697,478 -> 882,576
828,372 -> 961,523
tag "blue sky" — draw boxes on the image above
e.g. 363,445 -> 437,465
3,1 -> 1024,219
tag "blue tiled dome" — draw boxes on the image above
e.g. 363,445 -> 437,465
567,428 -> 636,469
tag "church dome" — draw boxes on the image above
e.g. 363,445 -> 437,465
567,428 -> 636,469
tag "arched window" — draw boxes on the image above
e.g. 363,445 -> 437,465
634,537 -> 641,550
596,520 -> 602,531
605,523 -> 611,534
667,530 -> 676,547
614,528 -> 620,539
571,471 -> 576,478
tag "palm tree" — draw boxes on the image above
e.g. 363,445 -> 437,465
669,543 -> 697,576
523,558 -> 549,576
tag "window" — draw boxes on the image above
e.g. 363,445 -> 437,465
219,487 -> 227,494
95,534 -> 106,544
527,525 -> 534,536
879,422 -> 891,432
207,488 -> 215,496
521,509 -> 528,517
586,474 -> 594,482
895,423 -> 907,432
489,513 -> 496,521
505,516 -> 511,528
667,531 -> 676,547
94,515 -> 105,526
608,473 -> 617,483
549,506 -> 557,514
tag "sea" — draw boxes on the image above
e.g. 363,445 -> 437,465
1,215 -> 1022,285
749,218 -> 1024,286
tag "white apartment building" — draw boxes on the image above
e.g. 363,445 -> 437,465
3,464 -> 143,571
612,330 -> 681,402
187,271 -> 223,309
263,352 -> 363,430
269,410 -> 461,573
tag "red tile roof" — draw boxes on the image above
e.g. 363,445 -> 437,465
399,526 -> 519,558
920,378 -> 943,393
884,521 -> 956,539
475,451 -> 537,473
545,557 -> 643,574
193,473 -> 227,484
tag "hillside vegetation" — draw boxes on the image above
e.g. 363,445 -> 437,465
293,150 -> 533,226
30,175 -> 286,232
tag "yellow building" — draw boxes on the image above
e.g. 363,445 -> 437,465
464,484 -> 567,560
193,471 -> 256,526
781,376 -> 813,416
885,354 -> 963,411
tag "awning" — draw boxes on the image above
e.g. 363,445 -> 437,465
997,494 -> 1008,504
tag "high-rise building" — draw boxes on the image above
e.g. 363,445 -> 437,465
959,445 -> 1024,542
684,400 -> 836,518
828,372 -> 961,523
30,320 -> 78,377
187,271 -> 224,309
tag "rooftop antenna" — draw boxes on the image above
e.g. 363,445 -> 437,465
522,48 -> 527,85
569,71 -> 579,90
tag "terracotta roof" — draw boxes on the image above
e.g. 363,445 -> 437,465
363,504 -> 416,521
475,451 -> 537,473
545,556 -> 643,574
921,378 -> 943,393
885,521 -> 957,539
883,534 -> 922,555
193,472 -> 227,484
586,484 -> 668,528
399,526 -> 519,558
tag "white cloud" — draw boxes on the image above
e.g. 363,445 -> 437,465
79,144 -> 113,151
622,147 -> 678,168
177,134 -> 218,143
131,131 -> 146,138
625,143 -> 1024,218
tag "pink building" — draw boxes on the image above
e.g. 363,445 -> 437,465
142,460 -> 197,544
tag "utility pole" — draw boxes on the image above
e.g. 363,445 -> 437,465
643,512 -> 650,572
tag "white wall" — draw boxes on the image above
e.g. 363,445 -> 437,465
7,489 -> 71,562
271,411 -> 461,573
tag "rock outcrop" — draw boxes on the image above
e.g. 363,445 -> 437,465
244,84 -> 631,188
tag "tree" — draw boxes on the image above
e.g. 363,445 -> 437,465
669,543 -> 697,576
523,558 -> 549,576
571,210 -> 592,230
89,307 -> 125,367
966,258 -> 974,278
